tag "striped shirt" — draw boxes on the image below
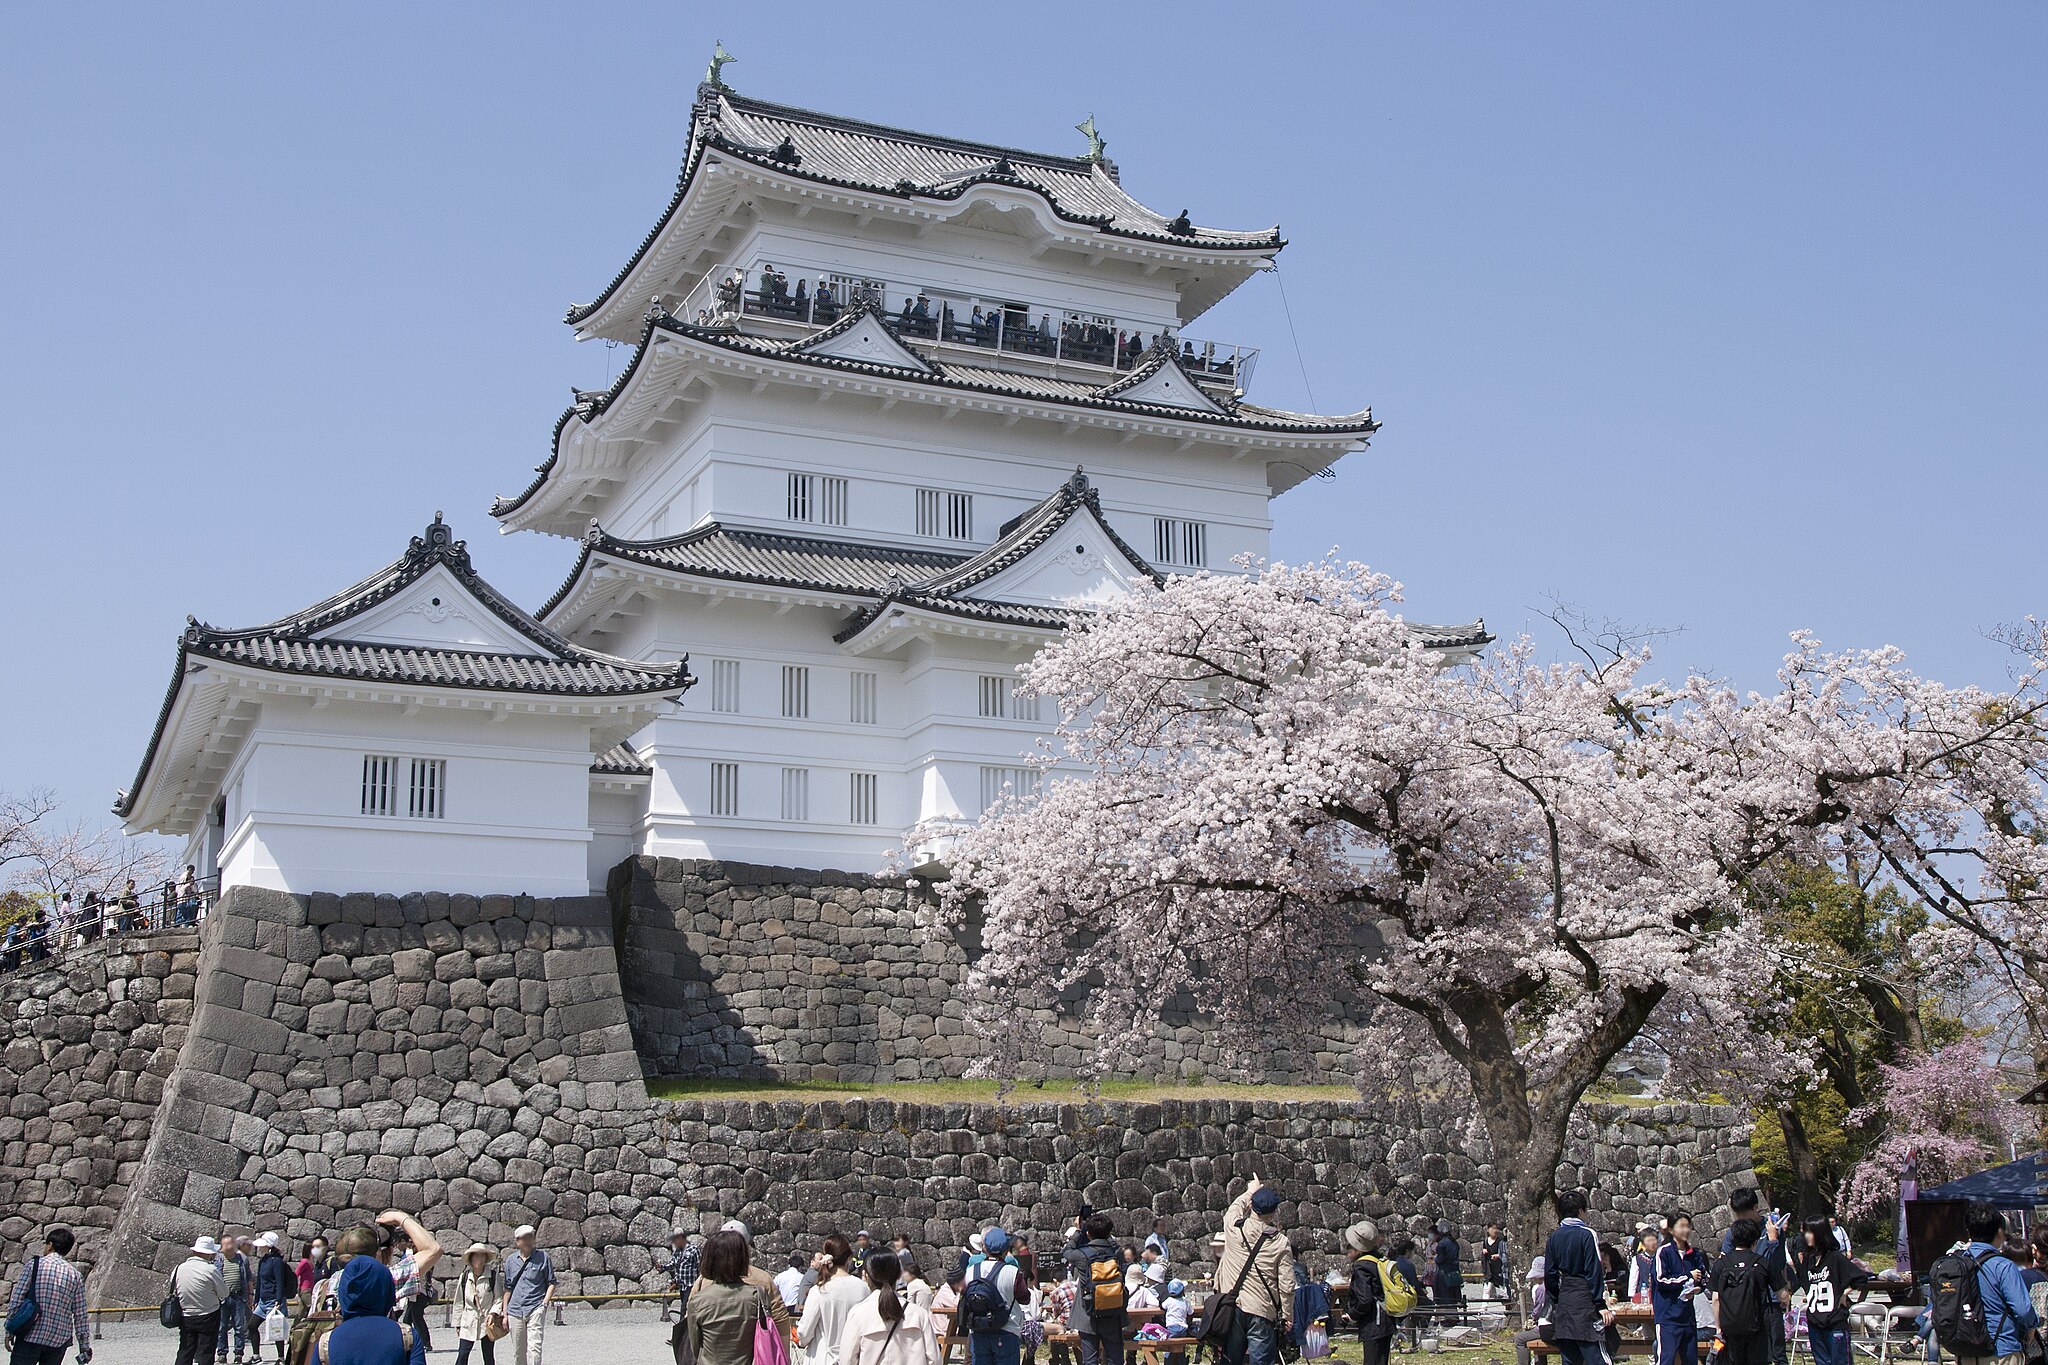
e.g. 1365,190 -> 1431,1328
6,1251 -> 90,1350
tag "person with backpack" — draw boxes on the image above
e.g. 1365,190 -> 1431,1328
1720,1192 -> 1789,1365
1341,1220 -> 1413,1365
960,1228 -> 1028,1365
1788,1217 -> 1870,1365
4,1225 -> 92,1365
1065,1212 -> 1130,1365
1544,1191 -> 1615,1365
1212,1178 -> 1295,1365
316,1256 -> 427,1365
1710,1218 -> 1786,1365
1652,1212 -> 1709,1365
1928,1201 -> 2040,1365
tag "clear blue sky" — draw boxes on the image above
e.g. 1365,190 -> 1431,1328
3,4 -> 2042,832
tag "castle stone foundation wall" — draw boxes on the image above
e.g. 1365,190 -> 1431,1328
611,857 -> 1365,1084
0,882 -> 1755,1307
0,931 -> 199,1273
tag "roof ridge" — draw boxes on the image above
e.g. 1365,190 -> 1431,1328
718,90 -> 1100,175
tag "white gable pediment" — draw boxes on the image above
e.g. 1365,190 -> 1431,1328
318,565 -> 552,655
794,312 -> 938,372
1102,362 -> 1228,414
959,515 -> 1154,610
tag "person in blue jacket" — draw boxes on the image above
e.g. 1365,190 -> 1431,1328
1652,1212 -> 1709,1365
1544,1191 -> 1615,1365
320,1256 -> 427,1365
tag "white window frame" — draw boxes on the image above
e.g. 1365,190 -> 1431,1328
361,755 -> 399,817
407,758 -> 446,820
780,767 -> 811,822
781,665 -> 810,720
709,659 -> 741,714
916,487 -> 973,541
849,671 -> 878,725
787,472 -> 814,523
978,765 -> 1042,812
709,762 -> 740,817
361,755 -> 445,819
977,674 -> 1038,722
1153,517 -> 1209,569
849,771 -> 879,826
819,476 -> 848,527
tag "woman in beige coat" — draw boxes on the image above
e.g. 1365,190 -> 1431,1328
454,1243 -> 503,1365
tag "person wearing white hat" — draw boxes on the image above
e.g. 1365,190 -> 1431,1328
454,1243 -> 503,1365
497,1226 -> 556,1365
172,1238 -> 229,1365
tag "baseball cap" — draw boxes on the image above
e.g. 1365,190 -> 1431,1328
721,1220 -> 751,1242
513,1225 -> 537,1240
983,1228 -> 1010,1256
1250,1188 -> 1281,1216
1167,1280 -> 1187,1297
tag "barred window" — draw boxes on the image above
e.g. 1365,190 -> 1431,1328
709,659 -> 741,714
361,756 -> 444,819
916,488 -> 973,540
781,767 -> 810,822
978,765 -> 1042,812
849,671 -> 878,725
709,762 -> 740,817
850,772 -> 879,825
977,675 -> 1038,721
781,665 -> 810,719
1153,517 -> 1209,569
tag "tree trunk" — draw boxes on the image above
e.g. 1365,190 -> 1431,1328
1776,1102 -> 1827,1222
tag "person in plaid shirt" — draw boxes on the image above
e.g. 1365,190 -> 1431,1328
4,1225 -> 92,1365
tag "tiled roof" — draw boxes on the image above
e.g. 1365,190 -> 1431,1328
181,634 -> 678,696
566,89 -> 1281,330
492,307 -> 1375,526
117,517 -> 689,819
906,468 -> 1159,598
539,522 -> 972,619
592,741 -> 653,777
707,93 -> 1281,248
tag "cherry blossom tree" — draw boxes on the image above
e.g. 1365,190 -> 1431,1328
923,562 -> 2048,1255
1836,1044 -> 2022,1226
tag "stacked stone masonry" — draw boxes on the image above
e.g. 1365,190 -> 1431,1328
0,931 -> 198,1274
611,857 -> 1366,1083
0,882 -> 1757,1306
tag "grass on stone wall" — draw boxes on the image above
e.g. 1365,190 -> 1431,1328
645,1076 -> 1359,1104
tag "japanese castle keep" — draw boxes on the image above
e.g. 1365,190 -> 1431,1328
14,69 -> 1765,1308
119,76 -> 1485,898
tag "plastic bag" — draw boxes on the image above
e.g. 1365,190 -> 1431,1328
263,1308 -> 289,1345
1302,1323 -> 1332,1360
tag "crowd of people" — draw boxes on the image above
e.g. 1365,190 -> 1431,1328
13,1180 -> 2048,1365
0,866 -> 211,972
689,265 -> 1240,377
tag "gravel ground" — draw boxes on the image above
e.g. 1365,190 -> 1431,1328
77,1305 -> 681,1364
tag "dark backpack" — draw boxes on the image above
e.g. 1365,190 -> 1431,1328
1718,1252 -> 1767,1336
1929,1249 -> 2000,1358
962,1263 -> 1011,1335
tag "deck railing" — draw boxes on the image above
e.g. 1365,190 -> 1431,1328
0,874 -> 219,977
676,263 -> 1258,388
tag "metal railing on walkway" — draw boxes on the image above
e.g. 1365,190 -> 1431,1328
0,875 -> 218,980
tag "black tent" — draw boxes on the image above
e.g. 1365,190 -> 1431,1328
1922,1152 -> 2048,1209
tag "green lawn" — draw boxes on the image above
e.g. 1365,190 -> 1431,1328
645,1076 -> 1359,1104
